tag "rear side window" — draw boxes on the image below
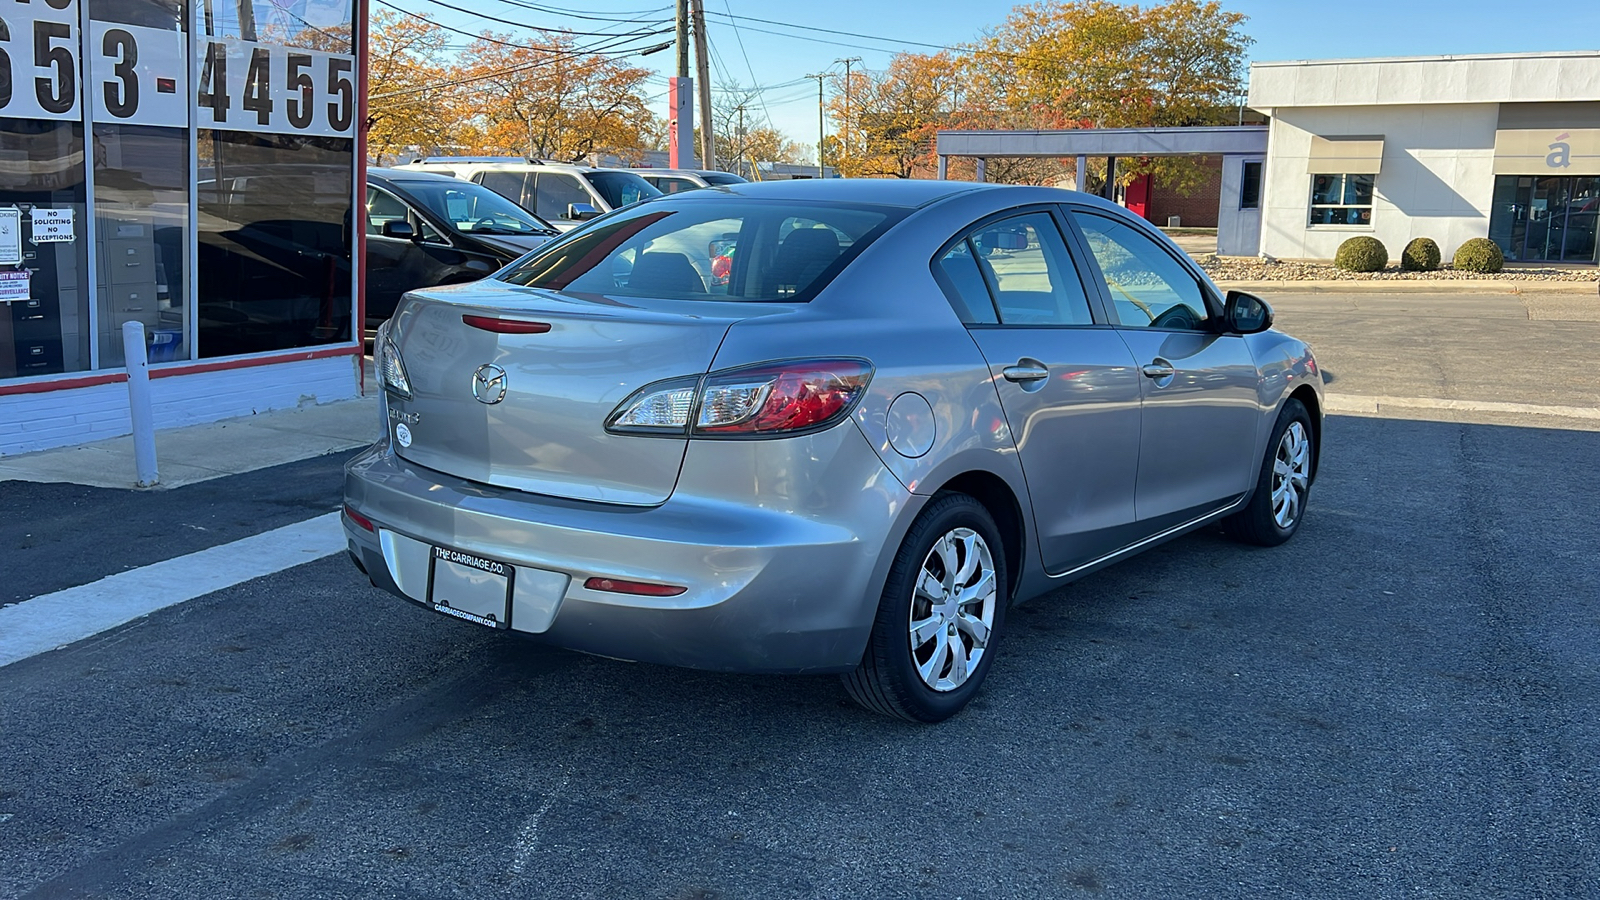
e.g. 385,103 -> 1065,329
934,242 -> 999,324
499,199 -> 904,302
477,171 -> 531,207
935,213 -> 1093,327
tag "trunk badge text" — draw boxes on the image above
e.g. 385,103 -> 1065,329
473,364 -> 508,405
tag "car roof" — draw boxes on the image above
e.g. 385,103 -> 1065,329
367,167 -> 477,187
692,178 -> 995,208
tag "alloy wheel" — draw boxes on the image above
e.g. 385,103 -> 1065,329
1271,421 -> 1311,529
908,528 -> 997,692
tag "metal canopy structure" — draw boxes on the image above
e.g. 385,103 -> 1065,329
934,124 -> 1271,257
936,125 -> 1270,163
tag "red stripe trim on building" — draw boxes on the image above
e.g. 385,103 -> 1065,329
0,345 -> 360,397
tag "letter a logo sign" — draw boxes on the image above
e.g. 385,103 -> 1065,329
1547,132 -> 1572,169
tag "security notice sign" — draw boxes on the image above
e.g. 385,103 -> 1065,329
0,209 -> 21,265
30,209 -> 75,243
0,270 -> 30,303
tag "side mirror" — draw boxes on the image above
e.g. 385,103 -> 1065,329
381,220 -> 416,240
567,202 -> 601,222
1225,290 -> 1274,334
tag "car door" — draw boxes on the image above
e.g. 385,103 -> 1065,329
1068,208 -> 1263,528
934,209 -> 1145,574
364,186 -> 415,323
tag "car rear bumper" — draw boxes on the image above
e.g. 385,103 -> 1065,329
342,424 -> 914,674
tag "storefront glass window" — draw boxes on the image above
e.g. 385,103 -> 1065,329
1489,175 -> 1600,264
196,130 -> 352,357
201,0 -> 353,52
89,0 -> 193,368
0,121 -> 91,380
1309,173 -> 1375,226
93,126 -> 191,367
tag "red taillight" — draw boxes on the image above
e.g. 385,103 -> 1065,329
462,315 -> 552,334
696,359 -> 872,436
584,577 -> 687,597
343,504 -> 375,532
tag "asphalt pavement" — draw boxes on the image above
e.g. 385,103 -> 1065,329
2,287 -> 1598,898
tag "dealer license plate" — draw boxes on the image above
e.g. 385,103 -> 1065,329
429,546 -> 513,629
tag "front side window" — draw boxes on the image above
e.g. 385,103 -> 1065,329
500,199 -> 901,302
1073,212 -> 1211,331
586,171 -> 663,209
1309,173 -> 1375,225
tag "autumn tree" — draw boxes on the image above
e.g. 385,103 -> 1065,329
965,0 -> 1252,188
454,33 -> 655,163
363,10 -> 455,165
826,52 -> 964,179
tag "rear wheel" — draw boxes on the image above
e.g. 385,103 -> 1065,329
1227,399 -> 1314,546
843,493 -> 1009,723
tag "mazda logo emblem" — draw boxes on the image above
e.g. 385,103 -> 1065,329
472,364 -> 508,404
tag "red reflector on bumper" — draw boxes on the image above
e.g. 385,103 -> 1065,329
343,504 -> 375,532
584,577 -> 686,597
462,315 -> 552,334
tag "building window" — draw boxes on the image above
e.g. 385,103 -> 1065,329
1240,162 -> 1262,210
1309,174 -> 1375,226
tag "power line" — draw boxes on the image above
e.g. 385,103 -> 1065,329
481,0 -> 676,25
370,30 -> 671,98
718,0 -> 771,132
701,9 -> 959,53
388,0 -> 670,38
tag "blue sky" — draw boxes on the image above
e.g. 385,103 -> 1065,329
414,0 -> 1600,161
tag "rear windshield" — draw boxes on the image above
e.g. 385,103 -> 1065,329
498,199 -> 904,302
586,171 -> 663,209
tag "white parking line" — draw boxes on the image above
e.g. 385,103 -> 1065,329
0,512 -> 346,669
1326,394 -> 1600,421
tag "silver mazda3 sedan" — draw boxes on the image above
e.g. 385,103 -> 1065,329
343,179 -> 1322,722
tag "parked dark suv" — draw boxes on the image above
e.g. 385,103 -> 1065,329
364,168 -> 559,329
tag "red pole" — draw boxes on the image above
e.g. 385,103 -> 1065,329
354,0 -> 370,393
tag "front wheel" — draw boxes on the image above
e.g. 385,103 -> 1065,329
1226,398 -> 1314,546
843,493 -> 1009,723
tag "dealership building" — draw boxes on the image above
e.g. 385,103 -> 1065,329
0,0 -> 368,456
937,50 -> 1600,267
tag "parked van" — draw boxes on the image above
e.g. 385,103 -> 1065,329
397,158 -> 662,231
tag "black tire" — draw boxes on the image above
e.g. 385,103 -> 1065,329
843,492 -> 1009,723
1226,398 -> 1314,547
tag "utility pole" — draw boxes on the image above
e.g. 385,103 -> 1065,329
668,0 -> 692,168
690,0 -> 714,170
734,103 -> 746,179
806,73 -> 826,179
833,57 -> 860,176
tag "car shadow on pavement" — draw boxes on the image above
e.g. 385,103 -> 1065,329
3,415 -> 1598,899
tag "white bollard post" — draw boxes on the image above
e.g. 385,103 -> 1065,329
121,320 -> 159,487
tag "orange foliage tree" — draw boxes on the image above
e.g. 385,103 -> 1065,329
453,33 -> 656,163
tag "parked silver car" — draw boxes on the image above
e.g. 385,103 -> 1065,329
344,180 -> 1322,722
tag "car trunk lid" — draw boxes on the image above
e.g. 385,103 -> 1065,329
386,285 -> 745,505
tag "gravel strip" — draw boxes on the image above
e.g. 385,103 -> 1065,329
1199,254 -> 1598,283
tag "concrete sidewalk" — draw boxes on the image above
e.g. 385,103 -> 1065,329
0,395 -> 380,489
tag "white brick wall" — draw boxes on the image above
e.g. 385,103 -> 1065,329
0,354 -> 361,456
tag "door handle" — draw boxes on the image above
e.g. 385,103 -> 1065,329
1002,363 -> 1049,383
1142,363 -> 1176,379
